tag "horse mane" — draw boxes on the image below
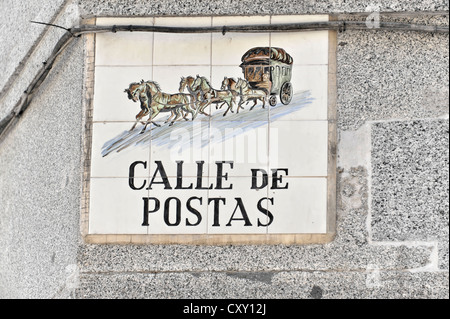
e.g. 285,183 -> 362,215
127,82 -> 142,89
197,75 -> 211,87
143,80 -> 161,92
125,82 -> 143,98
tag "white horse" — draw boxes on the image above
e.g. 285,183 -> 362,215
235,78 -> 268,110
190,75 -> 235,118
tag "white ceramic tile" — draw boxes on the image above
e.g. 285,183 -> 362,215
268,120 -> 328,177
153,17 -> 212,66
268,65 -> 328,121
267,177 -> 327,234
146,177 -> 209,234
154,16 -> 212,27
95,32 -> 153,66
270,31 -> 329,66
207,176 -> 269,234
90,15 -> 334,238
271,15 -> 329,66
96,17 -> 155,26
271,15 -> 329,24
93,66 -> 153,122
212,16 -> 270,66
89,177 -> 149,234
209,121 -> 268,177
90,122 -> 151,177
149,120 -> 210,177
96,17 -> 154,66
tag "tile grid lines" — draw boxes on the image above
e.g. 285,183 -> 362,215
267,15 -> 272,234
147,17 -> 154,235
207,16 -> 213,231
88,16 -> 332,237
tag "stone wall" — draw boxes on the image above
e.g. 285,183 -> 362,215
0,0 -> 448,298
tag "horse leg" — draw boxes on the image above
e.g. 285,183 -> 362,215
165,111 -> 175,124
223,98 -> 234,117
200,100 -> 212,117
170,108 -> 183,126
182,109 -> 190,121
130,120 -> 139,131
235,95 -> 245,113
192,104 -> 201,120
141,110 -> 160,133
226,101 -> 235,114
130,109 -> 147,131
228,95 -> 235,113
223,102 -> 231,116
187,97 -> 196,120
142,120 -> 160,133
192,97 -> 208,119
250,99 -> 258,111
177,110 -> 187,121
233,95 -> 240,114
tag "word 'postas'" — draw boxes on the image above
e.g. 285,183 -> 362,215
128,161 -> 290,228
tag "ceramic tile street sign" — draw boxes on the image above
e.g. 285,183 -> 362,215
84,15 -> 337,244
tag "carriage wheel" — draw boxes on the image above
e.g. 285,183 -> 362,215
280,82 -> 293,105
268,95 -> 277,107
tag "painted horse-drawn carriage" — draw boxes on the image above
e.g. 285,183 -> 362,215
124,47 -> 294,132
240,47 -> 293,106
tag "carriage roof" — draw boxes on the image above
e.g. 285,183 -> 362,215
240,47 -> 293,66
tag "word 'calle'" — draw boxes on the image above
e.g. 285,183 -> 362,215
127,160 -> 290,228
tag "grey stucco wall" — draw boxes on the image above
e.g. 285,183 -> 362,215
0,0 -> 448,299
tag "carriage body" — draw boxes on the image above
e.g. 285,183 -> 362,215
240,47 -> 293,106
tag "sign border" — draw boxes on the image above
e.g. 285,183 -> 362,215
80,16 -> 337,245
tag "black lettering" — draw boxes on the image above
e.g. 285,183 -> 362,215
215,161 -> 233,189
129,161 -> 147,190
271,169 -> 289,189
251,169 -> 268,190
196,161 -> 213,189
164,197 -> 181,226
142,197 -> 160,226
147,161 -> 172,189
226,198 -> 252,226
186,196 -> 203,226
175,161 -> 193,189
208,197 -> 226,226
257,197 -> 274,227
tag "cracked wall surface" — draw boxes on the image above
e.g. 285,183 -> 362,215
0,0 -> 448,298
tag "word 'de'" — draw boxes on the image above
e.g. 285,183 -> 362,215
128,160 -> 289,228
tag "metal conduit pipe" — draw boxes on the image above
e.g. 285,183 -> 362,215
0,20 -> 448,142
